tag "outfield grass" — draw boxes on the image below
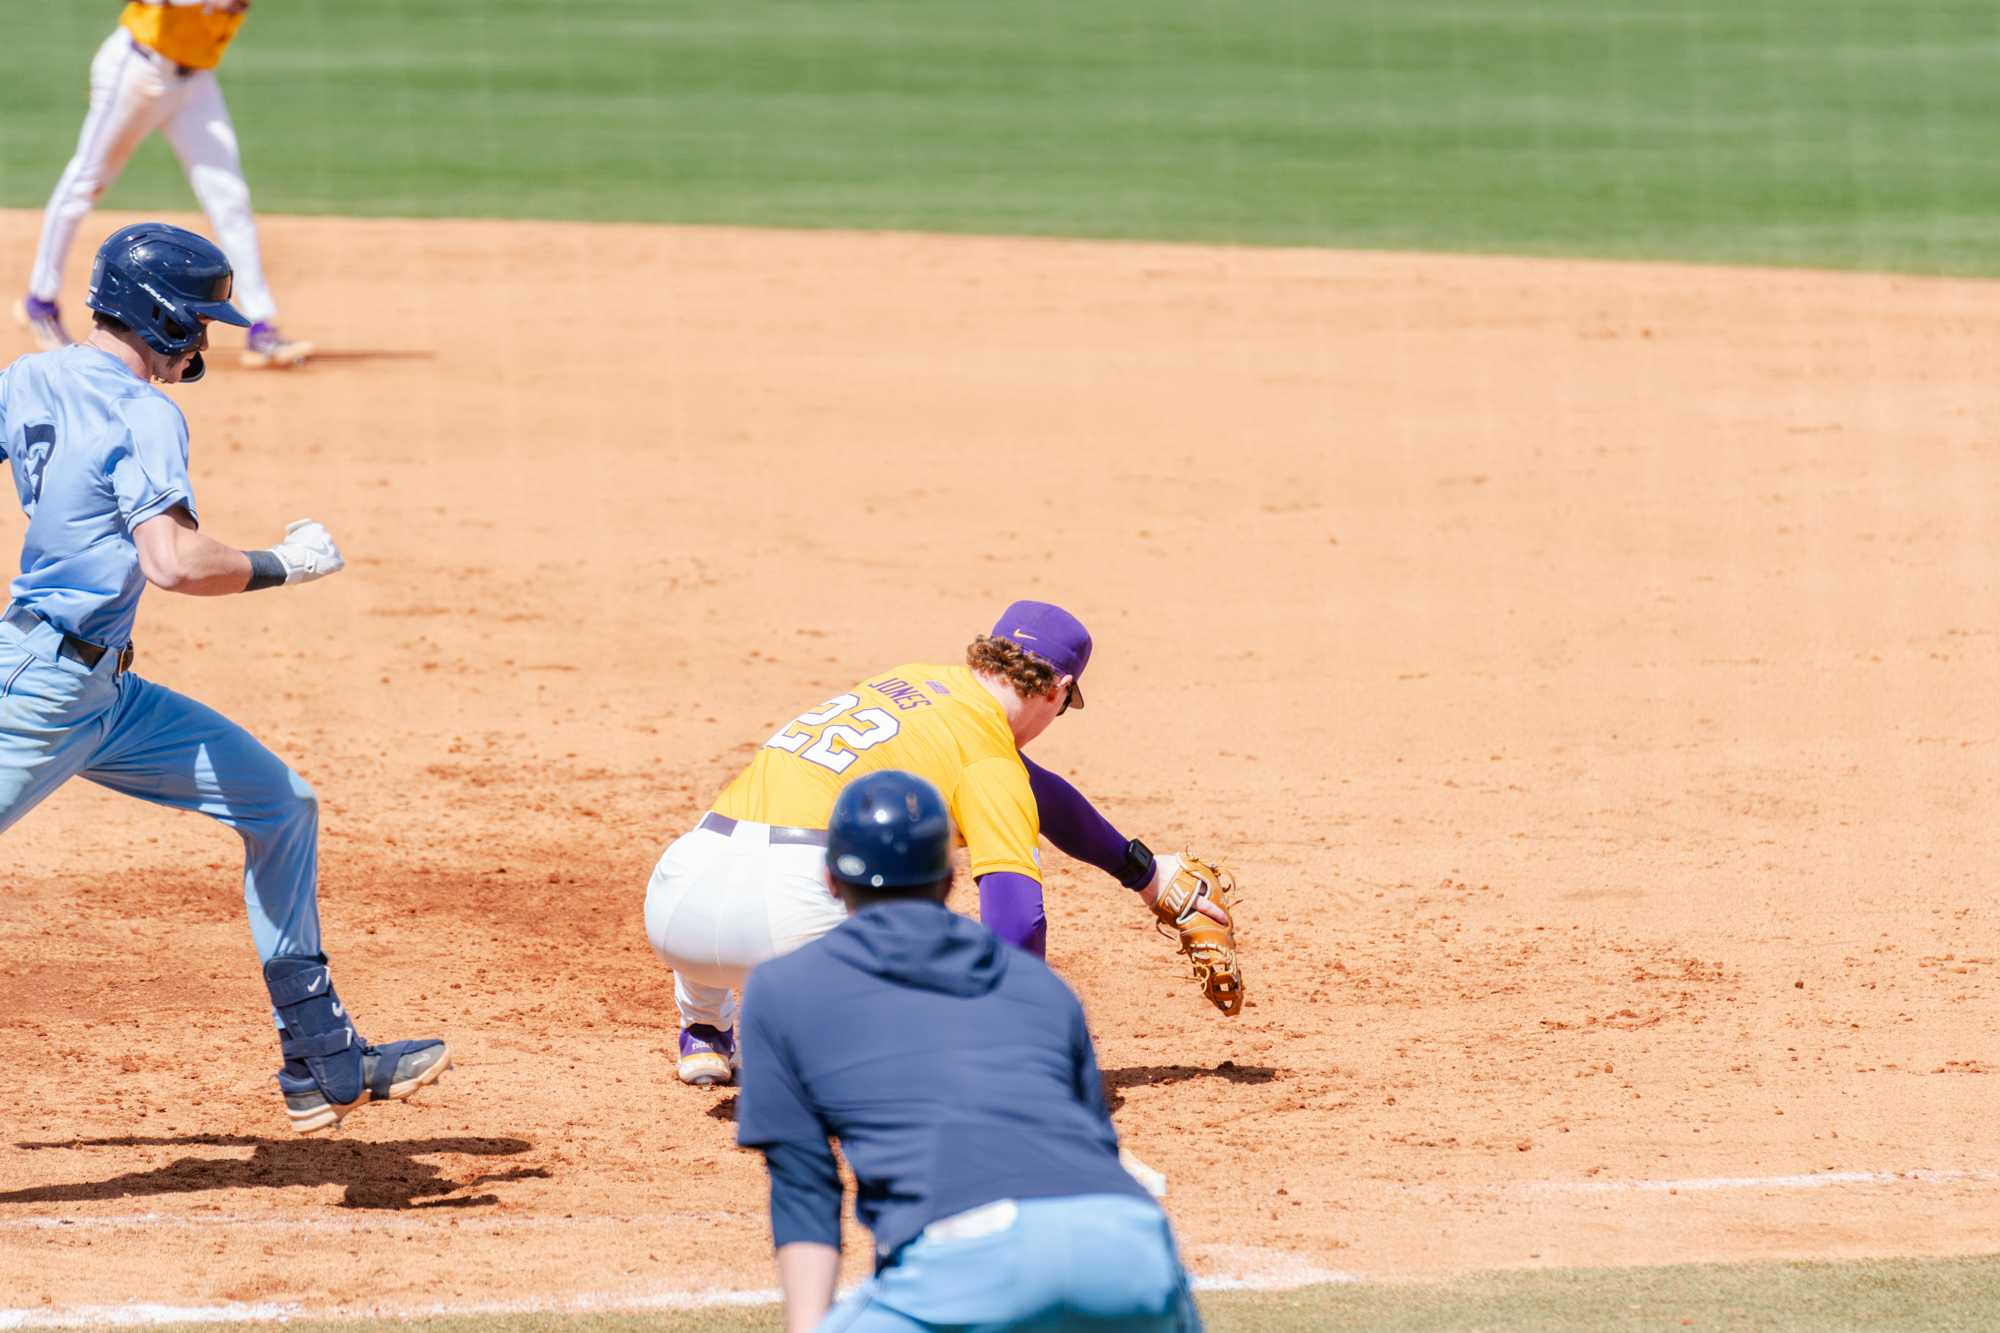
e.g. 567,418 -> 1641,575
3,1 -> 1999,273
1221,1255 -> 2000,1330
133,1255 -> 2000,1332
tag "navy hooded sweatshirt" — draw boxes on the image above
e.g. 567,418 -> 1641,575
736,898 -> 1149,1264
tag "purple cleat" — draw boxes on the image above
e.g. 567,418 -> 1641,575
14,296 -> 69,351
677,1023 -> 738,1087
242,320 -> 314,369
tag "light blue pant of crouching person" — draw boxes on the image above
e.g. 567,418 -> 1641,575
819,1193 -> 1202,1332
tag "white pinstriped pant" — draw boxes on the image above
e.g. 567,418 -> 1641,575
30,29 -> 277,324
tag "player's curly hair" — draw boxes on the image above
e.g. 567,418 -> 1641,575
965,634 -> 1062,698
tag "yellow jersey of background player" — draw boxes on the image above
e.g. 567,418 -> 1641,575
121,0 -> 246,71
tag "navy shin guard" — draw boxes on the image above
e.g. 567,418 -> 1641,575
264,955 -> 365,1106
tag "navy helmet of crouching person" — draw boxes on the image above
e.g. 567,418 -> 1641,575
736,770 -> 1202,1332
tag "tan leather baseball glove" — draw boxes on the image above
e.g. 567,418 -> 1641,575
1148,852 -> 1244,1016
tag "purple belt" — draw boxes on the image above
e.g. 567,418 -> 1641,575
698,811 -> 827,847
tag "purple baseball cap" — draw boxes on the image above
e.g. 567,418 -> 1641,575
991,600 -> 1092,709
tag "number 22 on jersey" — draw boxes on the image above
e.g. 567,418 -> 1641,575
765,694 -> 901,774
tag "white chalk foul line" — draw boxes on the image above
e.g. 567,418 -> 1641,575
0,1306 -> 300,1331
1528,1167 -> 2000,1195
0,1287 -> 781,1331
1186,1244 -> 1359,1290
0,1209 -> 740,1233
0,1264 -> 1354,1330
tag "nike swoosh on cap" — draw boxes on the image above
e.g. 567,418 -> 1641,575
1012,628 -> 1038,639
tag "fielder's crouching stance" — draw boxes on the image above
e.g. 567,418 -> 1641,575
644,600 -> 1243,1086
739,771 -> 1201,1332
0,224 -> 446,1133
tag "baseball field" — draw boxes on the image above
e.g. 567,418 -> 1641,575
2,2 -> 1998,1328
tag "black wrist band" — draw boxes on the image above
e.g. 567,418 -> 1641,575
1117,837 -> 1156,891
244,549 -> 287,592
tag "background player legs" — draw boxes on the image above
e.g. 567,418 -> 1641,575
160,72 -> 276,326
29,35 -> 173,305
80,674 -> 321,961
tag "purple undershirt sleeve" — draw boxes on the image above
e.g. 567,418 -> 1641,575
1021,755 -> 1129,880
977,871 -> 1047,958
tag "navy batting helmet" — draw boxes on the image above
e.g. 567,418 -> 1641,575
86,223 -> 249,382
826,771 -> 955,890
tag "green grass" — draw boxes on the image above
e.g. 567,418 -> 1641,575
1,7 -> 1991,1325
139,1255 -> 2000,1332
1217,1256 -> 2000,1330
2,2 -> 1997,269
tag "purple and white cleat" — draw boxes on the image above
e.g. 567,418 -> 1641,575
242,321 -> 315,369
14,296 -> 69,351
677,1023 -> 738,1087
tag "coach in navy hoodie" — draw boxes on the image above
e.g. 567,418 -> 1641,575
737,770 -> 1199,1332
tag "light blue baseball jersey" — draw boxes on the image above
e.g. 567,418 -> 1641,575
0,344 -> 197,647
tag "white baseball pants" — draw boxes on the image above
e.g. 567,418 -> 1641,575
643,819 -> 849,1033
31,29 -> 277,324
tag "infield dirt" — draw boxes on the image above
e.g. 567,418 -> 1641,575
1,210 -> 1996,1316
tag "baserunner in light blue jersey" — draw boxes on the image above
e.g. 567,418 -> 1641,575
0,223 -> 448,1134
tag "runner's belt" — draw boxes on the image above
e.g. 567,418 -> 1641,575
1,604 -> 135,675
698,811 -> 827,847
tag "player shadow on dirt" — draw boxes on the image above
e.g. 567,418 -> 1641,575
1100,1062 -> 1277,1114
697,1062 -> 1280,1124
0,1133 -> 547,1211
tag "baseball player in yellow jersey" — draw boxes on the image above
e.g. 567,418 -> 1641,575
15,1 -> 313,369
644,600 -> 1243,1086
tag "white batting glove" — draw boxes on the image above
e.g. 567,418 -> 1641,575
270,519 -> 344,585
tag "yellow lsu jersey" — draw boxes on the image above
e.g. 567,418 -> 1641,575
122,2 -> 245,71
713,664 -> 1042,883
